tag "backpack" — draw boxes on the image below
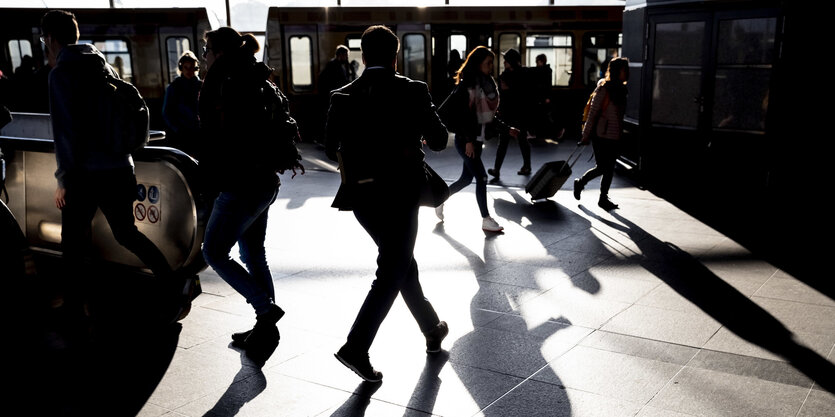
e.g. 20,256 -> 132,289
581,84 -> 609,131
256,70 -> 301,172
97,72 -> 150,155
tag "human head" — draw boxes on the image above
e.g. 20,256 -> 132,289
361,25 -> 400,69
178,50 -> 199,78
455,46 -> 495,85
40,10 -> 79,66
536,54 -> 547,67
605,57 -> 630,83
502,48 -> 521,69
335,45 -> 349,61
203,27 -> 260,69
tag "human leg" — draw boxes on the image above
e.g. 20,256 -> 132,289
97,168 -> 172,277
202,190 -> 276,315
517,128 -> 532,174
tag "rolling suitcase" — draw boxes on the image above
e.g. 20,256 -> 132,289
525,145 -> 584,201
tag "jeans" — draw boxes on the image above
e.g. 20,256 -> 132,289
203,186 -> 278,315
448,135 -> 489,218
578,136 -> 620,196
61,167 -> 172,284
345,203 -> 440,353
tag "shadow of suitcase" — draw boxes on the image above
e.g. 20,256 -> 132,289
525,145 -> 584,201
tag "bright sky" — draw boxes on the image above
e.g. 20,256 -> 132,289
0,1 -> 625,31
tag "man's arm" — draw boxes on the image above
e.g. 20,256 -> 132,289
415,82 -> 448,152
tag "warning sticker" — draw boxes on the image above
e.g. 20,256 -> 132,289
148,205 -> 160,224
134,203 -> 147,221
136,184 -> 147,202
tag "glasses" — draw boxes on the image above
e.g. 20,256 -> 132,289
202,46 -> 212,57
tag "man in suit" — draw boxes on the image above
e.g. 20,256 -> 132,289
325,25 -> 450,382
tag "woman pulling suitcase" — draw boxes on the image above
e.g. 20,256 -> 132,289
573,57 -> 629,211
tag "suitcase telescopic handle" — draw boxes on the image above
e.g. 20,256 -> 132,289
565,145 -> 585,169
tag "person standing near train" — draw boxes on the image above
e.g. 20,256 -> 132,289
487,48 -> 532,182
573,57 -> 629,211
162,51 -> 202,158
325,25 -> 450,382
199,26 -> 304,364
436,46 -> 519,232
41,10 -> 176,329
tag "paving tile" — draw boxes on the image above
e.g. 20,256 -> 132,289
516,285 -> 633,329
751,296 -> 835,336
634,405 -> 698,417
703,326 -> 835,363
754,271 -> 835,307
601,304 -> 722,348
687,349 -> 814,388
797,388 -> 835,417
533,345 -> 684,403
579,330 -> 699,365
447,325 -> 562,378
172,373 -> 345,417
481,379 -> 642,417
647,366 -> 809,417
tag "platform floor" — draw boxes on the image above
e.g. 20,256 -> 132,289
22,137 -> 835,416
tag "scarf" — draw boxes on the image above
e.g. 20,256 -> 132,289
469,73 -> 500,125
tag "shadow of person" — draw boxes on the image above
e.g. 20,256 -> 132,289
432,224 -> 575,416
203,365 -> 267,417
327,380 -> 382,417
402,351 -> 450,416
581,206 -> 835,393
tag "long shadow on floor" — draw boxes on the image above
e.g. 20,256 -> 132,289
19,262 -> 184,417
583,207 -> 835,393
433,220 -> 589,416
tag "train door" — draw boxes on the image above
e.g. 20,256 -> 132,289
397,25 -> 431,85
643,12 -> 712,178
644,9 -> 780,186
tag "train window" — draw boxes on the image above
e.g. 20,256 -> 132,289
713,17 -> 777,132
498,33 -> 520,72
402,34 -> 426,81
526,34 -> 573,86
346,37 -> 365,77
582,32 -> 622,86
450,34 -> 467,59
166,37 -> 191,83
81,39 -> 133,84
289,36 -> 313,90
653,22 -> 705,66
7,40 -> 33,72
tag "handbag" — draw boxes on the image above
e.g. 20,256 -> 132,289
419,162 -> 449,208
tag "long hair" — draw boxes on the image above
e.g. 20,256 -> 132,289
604,57 -> 629,84
204,27 -> 260,57
454,46 -> 494,85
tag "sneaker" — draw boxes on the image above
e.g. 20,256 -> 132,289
335,346 -> 383,382
482,216 -> 504,232
487,168 -> 500,180
435,204 -> 444,221
234,305 -> 284,348
424,321 -> 449,353
573,178 -> 584,201
517,167 -> 531,175
598,196 -> 619,211
231,328 -> 252,348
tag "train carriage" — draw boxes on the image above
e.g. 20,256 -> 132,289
1,7 -> 214,129
264,5 -> 624,143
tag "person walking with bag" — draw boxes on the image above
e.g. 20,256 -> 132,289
199,27 -> 304,365
488,48 -> 532,182
42,10 -> 181,333
325,25 -> 450,382
435,46 -> 519,232
573,57 -> 629,211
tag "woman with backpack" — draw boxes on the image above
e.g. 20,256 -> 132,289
573,57 -> 629,211
199,27 -> 303,364
435,46 -> 519,232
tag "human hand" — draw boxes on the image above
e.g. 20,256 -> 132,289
55,186 -> 66,209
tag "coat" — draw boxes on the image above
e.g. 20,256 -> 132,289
325,67 -> 448,210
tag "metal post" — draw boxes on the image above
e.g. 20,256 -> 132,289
225,0 -> 231,27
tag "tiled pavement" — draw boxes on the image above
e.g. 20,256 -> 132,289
26,137 -> 835,416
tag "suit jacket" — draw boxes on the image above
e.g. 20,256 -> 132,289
325,67 -> 448,210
